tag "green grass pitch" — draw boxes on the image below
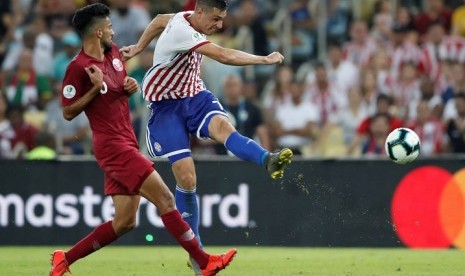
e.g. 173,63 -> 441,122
0,246 -> 464,275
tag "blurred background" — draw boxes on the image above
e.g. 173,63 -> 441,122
2,0 -> 465,161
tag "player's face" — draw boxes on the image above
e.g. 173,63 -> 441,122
99,17 -> 114,52
199,7 -> 226,35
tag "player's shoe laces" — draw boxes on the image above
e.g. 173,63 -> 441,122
50,250 -> 71,276
265,148 -> 293,179
187,255 -> 202,275
200,248 -> 237,276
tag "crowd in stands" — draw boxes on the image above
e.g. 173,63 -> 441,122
1,0 -> 465,160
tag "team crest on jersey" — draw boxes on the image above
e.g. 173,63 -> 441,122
191,32 -> 203,42
154,142 -> 162,152
112,58 -> 123,71
63,85 -> 76,99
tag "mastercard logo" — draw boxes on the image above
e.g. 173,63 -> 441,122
391,166 -> 465,248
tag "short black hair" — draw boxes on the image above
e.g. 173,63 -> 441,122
196,0 -> 228,11
72,3 -> 110,38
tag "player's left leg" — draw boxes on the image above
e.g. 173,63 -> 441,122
50,195 -> 140,276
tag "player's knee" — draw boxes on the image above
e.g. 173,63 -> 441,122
113,218 -> 137,235
177,173 -> 196,190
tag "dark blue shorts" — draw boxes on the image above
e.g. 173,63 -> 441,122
146,90 -> 227,163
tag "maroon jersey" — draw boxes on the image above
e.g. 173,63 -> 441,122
62,44 -> 137,162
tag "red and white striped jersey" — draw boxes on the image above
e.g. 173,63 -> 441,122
142,12 -> 210,102
386,42 -> 422,78
343,38 -> 377,67
419,36 -> 465,79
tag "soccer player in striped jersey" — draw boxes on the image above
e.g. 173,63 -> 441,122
49,4 -> 236,276
121,0 -> 293,273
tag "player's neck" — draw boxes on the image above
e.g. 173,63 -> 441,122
187,13 -> 201,33
83,40 -> 105,61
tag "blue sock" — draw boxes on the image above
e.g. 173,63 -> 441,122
175,186 -> 202,247
224,131 -> 268,166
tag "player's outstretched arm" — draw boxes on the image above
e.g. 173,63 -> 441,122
120,14 -> 174,61
63,65 -> 102,121
195,42 -> 284,66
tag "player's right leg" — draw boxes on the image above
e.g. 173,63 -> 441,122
146,101 -> 204,272
50,194 -> 140,276
139,170 -> 237,275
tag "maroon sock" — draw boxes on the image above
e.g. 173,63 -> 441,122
161,210 -> 210,269
65,221 -> 118,265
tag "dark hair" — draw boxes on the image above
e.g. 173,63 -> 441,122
196,0 -> 228,11
376,93 -> 393,105
72,3 -> 110,38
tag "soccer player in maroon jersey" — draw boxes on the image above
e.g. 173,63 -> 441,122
49,4 -> 236,276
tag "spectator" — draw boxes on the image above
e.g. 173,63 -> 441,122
326,0 -> 351,43
442,62 -> 465,120
2,19 -> 54,77
343,20 -> 377,68
26,130 -> 56,160
407,76 -> 443,121
271,80 -> 318,155
4,49 -> 53,110
395,5 -> 415,31
446,93 -> 465,153
359,70 -> 380,115
325,41 -> 359,96
52,31 -> 81,81
0,93 -> 15,159
217,75 -> 270,154
289,0 -> 316,65
414,0 -> 452,37
361,113 -> 391,156
7,104 -> 37,158
307,62 -> 346,127
44,81 -> 89,155
347,94 -> 403,155
408,99 -> 445,155
338,87 -> 370,146
386,23 -> 422,80
370,0 -> 393,44
419,23 -> 447,81
262,65 -> 294,123
387,61 -> 421,119
109,0 -> 151,47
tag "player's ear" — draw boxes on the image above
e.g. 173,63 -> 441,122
96,28 -> 103,39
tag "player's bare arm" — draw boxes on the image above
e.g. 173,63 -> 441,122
63,65 -> 103,121
195,42 -> 284,66
124,76 -> 139,95
120,14 -> 174,61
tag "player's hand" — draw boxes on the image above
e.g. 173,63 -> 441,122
265,52 -> 284,64
84,65 -> 104,90
119,45 -> 140,61
124,76 -> 139,95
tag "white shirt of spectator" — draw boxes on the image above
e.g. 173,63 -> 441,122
275,98 -> 319,149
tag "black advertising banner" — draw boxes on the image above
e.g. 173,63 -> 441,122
1,159 -> 465,248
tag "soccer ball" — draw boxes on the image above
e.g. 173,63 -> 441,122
384,128 -> 421,164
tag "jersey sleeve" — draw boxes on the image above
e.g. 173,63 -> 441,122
61,60 -> 89,107
171,24 -> 209,52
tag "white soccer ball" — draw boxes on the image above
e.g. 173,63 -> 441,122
384,128 -> 421,164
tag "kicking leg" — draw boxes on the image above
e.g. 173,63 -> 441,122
208,115 -> 293,178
